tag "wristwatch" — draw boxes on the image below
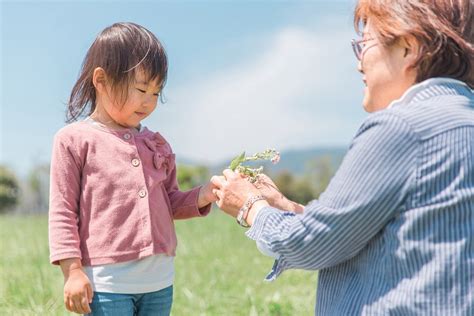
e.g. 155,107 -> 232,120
236,195 -> 266,227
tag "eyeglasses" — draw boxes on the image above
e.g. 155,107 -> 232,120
351,38 -> 375,60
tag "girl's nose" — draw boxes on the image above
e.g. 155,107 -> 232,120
144,95 -> 158,107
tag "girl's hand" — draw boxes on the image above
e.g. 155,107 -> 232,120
60,258 -> 93,314
255,174 -> 305,213
64,268 -> 93,314
198,181 -> 219,208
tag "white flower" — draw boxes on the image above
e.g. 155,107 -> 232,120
229,148 -> 280,182
271,153 -> 281,164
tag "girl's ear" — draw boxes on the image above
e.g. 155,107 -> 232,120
92,67 -> 108,93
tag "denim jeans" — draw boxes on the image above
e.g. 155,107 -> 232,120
85,285 -> 173,316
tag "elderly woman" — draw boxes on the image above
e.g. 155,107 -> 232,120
211,0 -> 474,314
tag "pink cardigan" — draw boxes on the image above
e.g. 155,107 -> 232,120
48,121 -> 211,266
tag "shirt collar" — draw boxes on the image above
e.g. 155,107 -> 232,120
387,77 -> 473,109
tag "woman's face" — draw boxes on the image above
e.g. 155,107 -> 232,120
358,20 -> 417,112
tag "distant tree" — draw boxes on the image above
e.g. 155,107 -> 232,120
306,156 -> 334,198
0,166 -> 20,214
273,170 -> 316,205
292,178 -> 317,205
177,165 -> 210,191
27,164 -> 50,213
273,171 -> 294,200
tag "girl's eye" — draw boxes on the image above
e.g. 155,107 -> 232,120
136,88 -> 159,96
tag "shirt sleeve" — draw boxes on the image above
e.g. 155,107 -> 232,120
163,156 -> 212,220
246,112 -> 419,279
48,131 -> 83,265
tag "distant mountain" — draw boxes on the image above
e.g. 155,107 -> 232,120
260,147 -> 348,175
177,146 -> 348,176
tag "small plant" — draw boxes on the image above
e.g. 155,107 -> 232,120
229,149 -> 280,183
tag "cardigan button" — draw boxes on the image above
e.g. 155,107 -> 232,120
138,190 -> 147,198
123,133 -> 131,140
131,158 -> 140,167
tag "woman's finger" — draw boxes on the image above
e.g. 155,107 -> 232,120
222,169 -> 238,180
213,189 -> 224,201
215,196 -> 224,208
210,175 -> 225,188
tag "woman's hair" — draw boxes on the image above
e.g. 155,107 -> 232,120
354,0 -> 474,88
67,22 -> 168,122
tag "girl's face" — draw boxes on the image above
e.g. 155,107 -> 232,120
95,68 -> 161,128
357,20 -> 417,112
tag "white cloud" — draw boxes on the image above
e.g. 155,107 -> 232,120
148,26 -> 366,164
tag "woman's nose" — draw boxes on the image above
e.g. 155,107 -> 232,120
357,59 -> 364,74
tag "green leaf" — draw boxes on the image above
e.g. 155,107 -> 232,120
229,151 -> 245,170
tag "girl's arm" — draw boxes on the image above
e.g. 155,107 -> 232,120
163,160 -> 214,220
197,181 -> 219,208
49,130 -> 92,314
49,131 -> 83,264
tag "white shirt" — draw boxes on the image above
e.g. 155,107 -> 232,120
84,254 -> 174,294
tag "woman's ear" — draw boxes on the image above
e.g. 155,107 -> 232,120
400,36 -> 419,71
396,36 -> 419,84
92,67 -> 108,93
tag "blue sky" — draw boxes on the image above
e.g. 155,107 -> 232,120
1,0 -> 366,176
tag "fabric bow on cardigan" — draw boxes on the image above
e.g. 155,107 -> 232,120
144,132 -> 175,173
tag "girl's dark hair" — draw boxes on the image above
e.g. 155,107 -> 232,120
67,22 -> 168,122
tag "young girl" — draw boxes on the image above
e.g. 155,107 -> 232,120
48,22 -> 217,315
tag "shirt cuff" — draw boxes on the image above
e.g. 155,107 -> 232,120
245,206 -> 275,240
50,251 -> 82,266
197,202 -> 212,216
245,206 -> 295,241
247,206 -> 291,260
256,240 -> 280,259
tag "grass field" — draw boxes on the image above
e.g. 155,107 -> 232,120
0,210 -> 317,315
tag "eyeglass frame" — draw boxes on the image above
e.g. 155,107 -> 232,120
351,38 -> 376,61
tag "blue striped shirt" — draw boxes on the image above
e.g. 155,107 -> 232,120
246,78 -> 474,315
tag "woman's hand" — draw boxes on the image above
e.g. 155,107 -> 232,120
211,169 -> 263,217
60,258 -> 93,314
255,174 -> 305,213
253,173 -> 286,206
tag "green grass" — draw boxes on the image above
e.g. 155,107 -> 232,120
0,210 -> 317,315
